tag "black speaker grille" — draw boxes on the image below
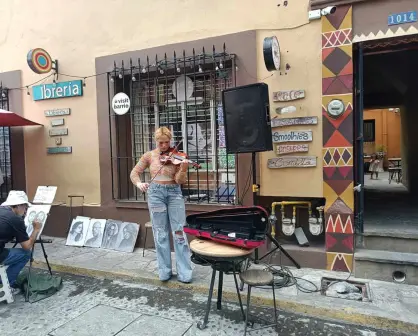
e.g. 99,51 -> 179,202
222,83 -> 273,154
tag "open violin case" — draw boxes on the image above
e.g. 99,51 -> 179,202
184,206 -> 269,249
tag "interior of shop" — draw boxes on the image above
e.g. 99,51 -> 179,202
360,37 -> 418,234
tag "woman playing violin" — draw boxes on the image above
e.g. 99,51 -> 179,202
130,126 -> 193,283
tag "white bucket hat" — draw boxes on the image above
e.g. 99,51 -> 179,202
1,190 -> 32,207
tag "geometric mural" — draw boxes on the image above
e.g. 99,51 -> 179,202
322,5 -> 354,272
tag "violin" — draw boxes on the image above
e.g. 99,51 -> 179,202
160,147 -> 201,169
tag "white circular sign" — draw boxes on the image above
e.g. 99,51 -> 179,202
172,75 -> 194,100
112,92 -> 130,115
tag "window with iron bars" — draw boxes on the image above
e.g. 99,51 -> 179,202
0,86 -> 12,202
108,46 -> 237,204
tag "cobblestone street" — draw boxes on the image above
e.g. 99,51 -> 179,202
0,271 -> 412,336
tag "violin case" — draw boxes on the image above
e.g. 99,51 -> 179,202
184,206 -> 269,249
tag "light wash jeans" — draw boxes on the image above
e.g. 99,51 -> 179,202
0,248 -> 31,287
147,183 -> 193,283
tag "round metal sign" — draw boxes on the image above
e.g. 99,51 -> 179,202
327,99 -> 345,118
27,48 -> 53,74
112,92 -> 131,115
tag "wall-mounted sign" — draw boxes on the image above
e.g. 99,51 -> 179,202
112,92 -> 131,115
272,116 -> 318,128
327,99 -> 345,118
47,146 -> 72,154
388,11 -> 417,26
276,144 -> 309,155
272,130 -> 313,143
49,128 -> 68,137
27,48 -> 57,74
273,90 -> 305,102
263,36 -> 281,71
44,108 -> 71,117
33,80 -> 83,101
276,106 -> 297,114
50,118 -> 65,127
268,156 -> 317,169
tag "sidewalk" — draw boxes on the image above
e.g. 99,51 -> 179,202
19,236 -> 418,334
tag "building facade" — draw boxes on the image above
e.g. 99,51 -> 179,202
0,0 -> 415,273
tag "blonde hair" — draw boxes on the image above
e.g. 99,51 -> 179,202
154,126 -> 172,141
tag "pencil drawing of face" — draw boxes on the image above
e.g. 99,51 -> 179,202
27,210 -> 37,223
70,221 -> 84,242
123,224 -> 135,240
35,211 -> 46,223
92,222 -> 101,236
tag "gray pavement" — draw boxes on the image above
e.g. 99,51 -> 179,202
20,236 -> 418,334
0,270 -> 412,336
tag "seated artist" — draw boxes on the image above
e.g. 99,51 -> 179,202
0,190 -> 41,294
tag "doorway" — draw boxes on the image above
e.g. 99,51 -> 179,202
354,36 -> 418,234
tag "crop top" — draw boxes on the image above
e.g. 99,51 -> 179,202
130,149 -> 188,185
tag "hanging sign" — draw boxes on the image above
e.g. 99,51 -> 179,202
47,146 -> 72,154
49,128 -> 68,137
272,116 -> 318,128
268,156 -> 317,169
50,118 -> 65,127
272,130 -> 313,143
276,106 -> 297,114
388,11 -> 417,26
44,108 -> 71,117
112,92 -> 131,115
27,48 -> 55,74
276,144 -> 309,155
273,90 -> 305,102
33,81 -> 83,101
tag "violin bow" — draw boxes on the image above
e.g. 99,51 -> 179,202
148,139 -> 184,185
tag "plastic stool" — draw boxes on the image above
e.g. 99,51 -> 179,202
142,222 -> 154,257
0,265 -> 14,304
239,269 -> 278,335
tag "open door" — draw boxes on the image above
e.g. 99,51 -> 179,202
353,43 -> 364,234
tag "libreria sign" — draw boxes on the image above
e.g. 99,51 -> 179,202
32,80 -> 83,101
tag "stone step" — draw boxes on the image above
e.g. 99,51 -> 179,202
361,230 -> 418,253
354,249 -> 418,286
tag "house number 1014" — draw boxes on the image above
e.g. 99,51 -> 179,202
388,11 -> 417,26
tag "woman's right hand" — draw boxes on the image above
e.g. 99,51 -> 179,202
137,182 -> 149,192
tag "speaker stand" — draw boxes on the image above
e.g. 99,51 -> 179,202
251,152 -> 300,269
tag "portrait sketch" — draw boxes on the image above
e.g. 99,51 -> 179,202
25,204 -> 51,238
66,216 -> 90,247
114,222 -> 140,253
84,219 -> 106,248
101,220 -> 123,250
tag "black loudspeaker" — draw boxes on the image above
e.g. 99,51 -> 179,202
222,83 -> 273,154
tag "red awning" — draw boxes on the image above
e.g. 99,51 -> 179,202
0,109 -> 43,127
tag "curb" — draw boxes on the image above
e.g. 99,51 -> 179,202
33,261 -> 418,335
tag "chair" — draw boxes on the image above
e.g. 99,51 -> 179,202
142,221 -> 154,257
0,265 -> 14,304
239,269 -> 279,335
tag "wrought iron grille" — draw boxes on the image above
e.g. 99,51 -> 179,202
108,45 -> 237,204
0,85 -> 12,202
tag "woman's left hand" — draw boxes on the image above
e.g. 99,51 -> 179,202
180,160 -> 189,171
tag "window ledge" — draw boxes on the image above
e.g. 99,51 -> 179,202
115,199 -> 238,212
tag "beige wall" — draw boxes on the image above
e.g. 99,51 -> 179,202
257,24 -> 323,197
0,0 -> 320,204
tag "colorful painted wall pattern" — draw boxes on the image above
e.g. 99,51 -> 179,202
321,6 -> 354,272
